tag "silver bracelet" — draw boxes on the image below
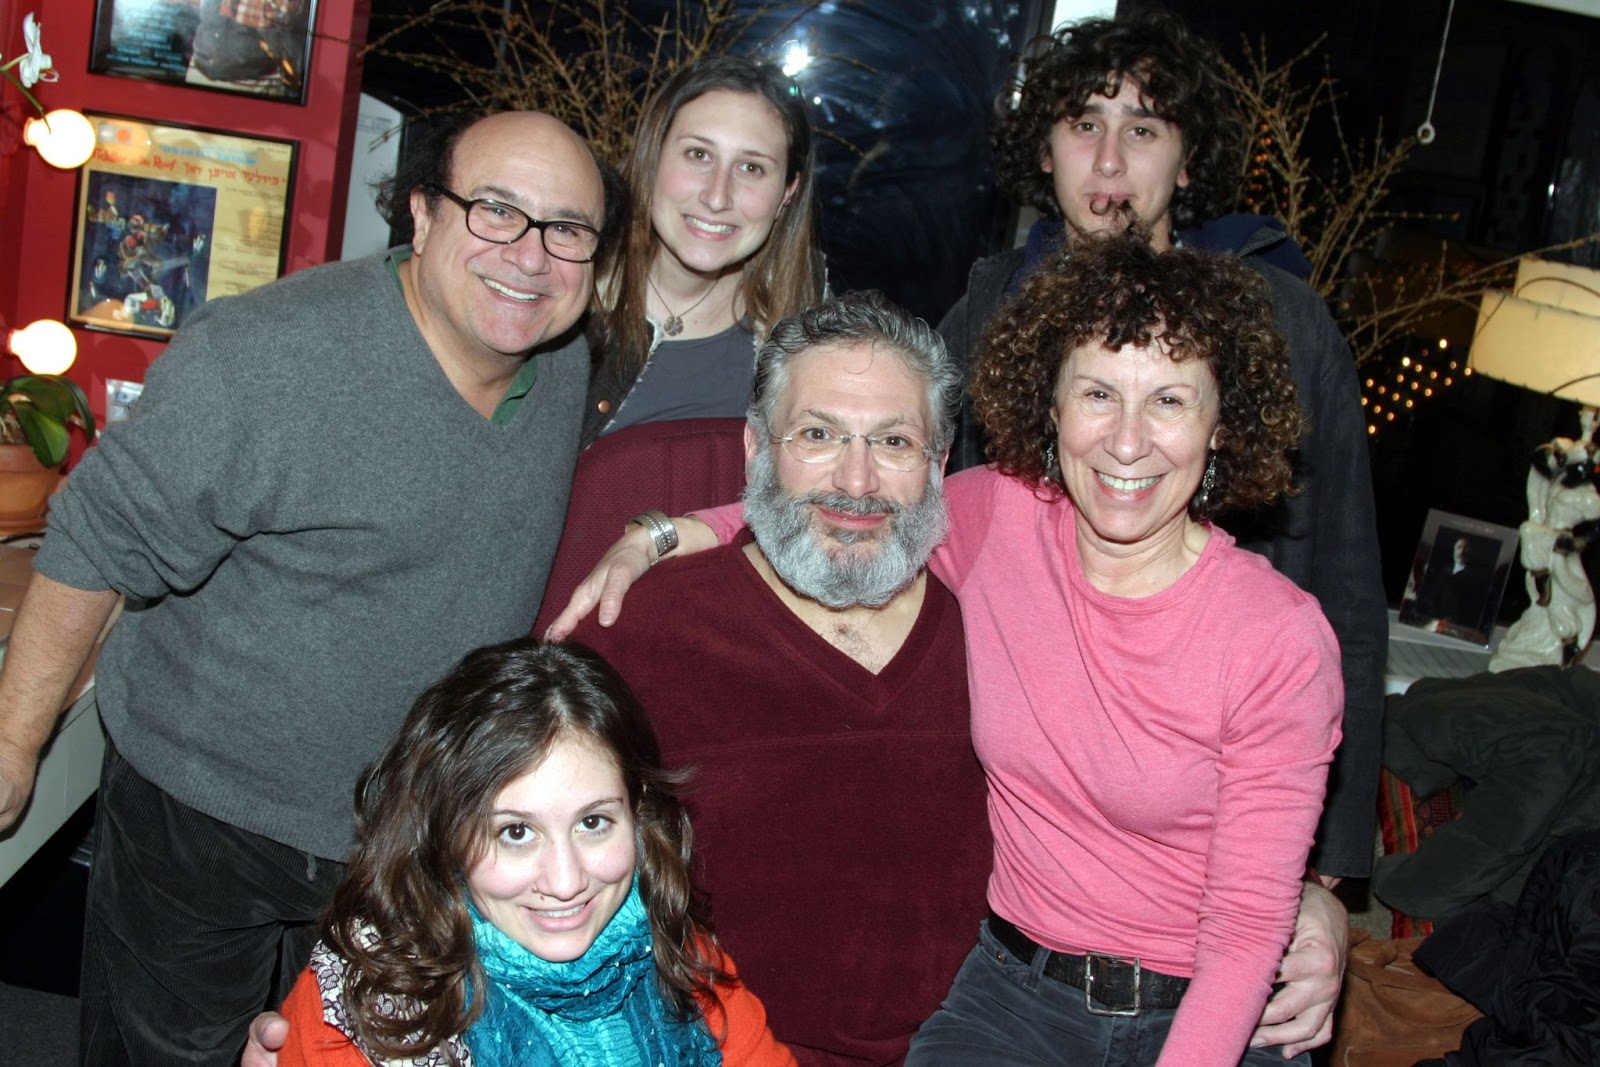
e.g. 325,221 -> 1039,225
626,509 -> 679,561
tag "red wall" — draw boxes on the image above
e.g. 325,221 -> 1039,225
0,0 -> 368,435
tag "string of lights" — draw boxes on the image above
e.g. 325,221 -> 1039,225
1361,338 -> 1470,437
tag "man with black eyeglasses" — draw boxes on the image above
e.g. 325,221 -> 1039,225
0,110 -> 619,1064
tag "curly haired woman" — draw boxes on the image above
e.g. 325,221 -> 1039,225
904,234 -> 1341,1067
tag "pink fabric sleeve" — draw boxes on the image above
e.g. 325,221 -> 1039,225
690,502 -> 746,546
928,467 -> 1003,589
1155,602 -> 1342,1066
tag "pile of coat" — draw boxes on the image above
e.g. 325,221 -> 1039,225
1380,667 -> 1600,1064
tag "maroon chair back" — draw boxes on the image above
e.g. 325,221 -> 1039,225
536,417 -> 748,633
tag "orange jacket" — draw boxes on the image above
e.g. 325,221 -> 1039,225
277,943 -> 796,1067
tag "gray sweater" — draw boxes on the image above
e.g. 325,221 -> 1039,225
38,252 -> 588,858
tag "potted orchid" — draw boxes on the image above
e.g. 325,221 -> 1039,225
1,375 -> 97,469
2,12 -> 55,115
0,375 -> 95,525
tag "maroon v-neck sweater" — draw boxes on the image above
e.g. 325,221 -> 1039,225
574,535 -> 991,1067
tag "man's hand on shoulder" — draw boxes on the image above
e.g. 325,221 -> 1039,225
241,1011 -> 288,1067
1250,880 -> 1348,1057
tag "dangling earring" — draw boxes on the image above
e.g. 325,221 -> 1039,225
1044,441 -> 1058,483
1194,453 -> 1217,514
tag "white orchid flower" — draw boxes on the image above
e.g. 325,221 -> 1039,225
17,12 -> 57,87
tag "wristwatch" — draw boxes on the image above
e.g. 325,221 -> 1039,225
627,509 -> 679,560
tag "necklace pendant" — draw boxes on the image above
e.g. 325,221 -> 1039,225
662,315 -> 684,336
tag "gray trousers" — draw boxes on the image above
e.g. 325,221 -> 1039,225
907,919 -> 1313,1067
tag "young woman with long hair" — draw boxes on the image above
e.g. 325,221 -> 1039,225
274,638 -> 792,1067
582,56 -> 825,445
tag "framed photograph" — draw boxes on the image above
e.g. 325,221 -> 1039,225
68,115 -> 297,340
90,0 -> 316,104
1398,509 -> 1521,647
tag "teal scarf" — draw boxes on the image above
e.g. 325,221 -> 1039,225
465,880 -> 721,1067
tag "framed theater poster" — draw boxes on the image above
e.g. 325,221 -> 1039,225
69,115 -> 297,340
90,0 -> 316,104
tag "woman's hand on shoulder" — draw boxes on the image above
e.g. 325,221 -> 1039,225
545,517 -> 716,640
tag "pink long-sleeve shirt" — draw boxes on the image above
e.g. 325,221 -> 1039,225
696,466 -> 1341,1065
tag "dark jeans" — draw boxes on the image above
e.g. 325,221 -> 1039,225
79,743 -> 345,1066
905,920 -> 1312,1067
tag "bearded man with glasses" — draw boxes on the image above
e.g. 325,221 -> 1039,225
545,291 -> 990,1065
0,110 -> 622,1064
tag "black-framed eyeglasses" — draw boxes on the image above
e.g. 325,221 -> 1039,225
773,425 -> 936,472
425,183 -> 601,264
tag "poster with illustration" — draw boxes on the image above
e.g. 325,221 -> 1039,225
70,115 -> 296,340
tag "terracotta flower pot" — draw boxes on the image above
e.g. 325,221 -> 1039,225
0,443 -> 63,524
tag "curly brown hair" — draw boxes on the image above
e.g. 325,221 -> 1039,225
970,234 -> 1302,521
993,8 -> 1247,233
323,638 -> 723,1060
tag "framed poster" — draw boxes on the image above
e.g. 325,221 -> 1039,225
69,115 -> 297,340
90,0 -> 315,104
1398,509 -> 1520,647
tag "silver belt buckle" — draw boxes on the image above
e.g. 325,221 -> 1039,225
1083,952 -> 1142,1016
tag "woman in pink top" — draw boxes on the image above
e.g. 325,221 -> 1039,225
903,237 -> 1342,1066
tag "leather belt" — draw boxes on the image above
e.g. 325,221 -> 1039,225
986,911 -> 1191,1016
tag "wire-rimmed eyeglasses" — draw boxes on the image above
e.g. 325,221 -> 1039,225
773,425 -> 936,472
425,183 -> 601,264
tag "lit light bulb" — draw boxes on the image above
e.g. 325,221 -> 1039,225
780,40 -> 812,77
23,109 -> 95,169
6,318 -> 78,374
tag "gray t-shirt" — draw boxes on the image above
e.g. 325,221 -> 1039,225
601,320 -> 756,437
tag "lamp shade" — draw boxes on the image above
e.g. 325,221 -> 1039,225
22,109 -> 96,170
1471,257 -> 1600,406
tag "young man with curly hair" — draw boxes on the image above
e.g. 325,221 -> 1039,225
937,8 -> 1386,1057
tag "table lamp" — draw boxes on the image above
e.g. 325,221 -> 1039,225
1469,256 -> 1600,670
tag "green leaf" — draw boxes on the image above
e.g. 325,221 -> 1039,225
59,377 -> 97,443
6,377 -> 75,423
3,376 -> 98,446
13,405 -> 69,468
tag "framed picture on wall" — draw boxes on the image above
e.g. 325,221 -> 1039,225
90,0 -> 316,104
1397,509 -> 1520,647
68,114 -> 297,341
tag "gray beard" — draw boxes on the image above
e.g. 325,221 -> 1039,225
742,443 -> 949,609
